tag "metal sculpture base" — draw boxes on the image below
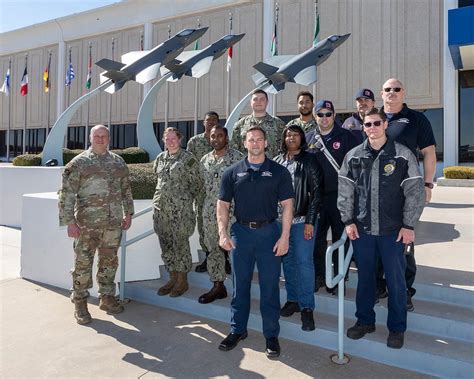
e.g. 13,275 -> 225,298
41,81 -> 110,166
136,72 -> 172,160
330,353 -> 350,365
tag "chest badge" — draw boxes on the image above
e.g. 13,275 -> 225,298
333,141 -> 341,150
383,160 -> 396,176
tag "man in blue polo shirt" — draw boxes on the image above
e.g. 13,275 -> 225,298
217,125 -> 294,358
377,78 -> 436,311
342,88 -> 376,143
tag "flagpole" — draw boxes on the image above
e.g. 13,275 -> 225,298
226,12 -> 233,119
86,42 -> 91,148
193,19 -> 201,136
67,47 -> 71,108
6,59 -> 11,161
108,38 -> 114,134
23,54 -> 28,154
165,25 -> 171,129
312,0 -> 319,100
47,50 -> 52,135
271,3 -> 279,117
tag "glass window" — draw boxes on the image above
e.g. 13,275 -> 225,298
420,108 -> 443,161
459,70 -> 474,163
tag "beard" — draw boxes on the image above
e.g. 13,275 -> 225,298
300,109 -> 312,117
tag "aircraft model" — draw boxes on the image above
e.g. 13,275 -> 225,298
96,27 -> 208,93
251,34 -> 350,93
160,33 -> 245,81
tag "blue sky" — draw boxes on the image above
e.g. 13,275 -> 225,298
0,0 -> 119,33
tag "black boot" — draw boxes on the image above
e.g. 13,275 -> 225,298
198,281 -> 227,304
195,252 -> 209,273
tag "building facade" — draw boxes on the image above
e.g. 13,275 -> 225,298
0,0 -> 472,172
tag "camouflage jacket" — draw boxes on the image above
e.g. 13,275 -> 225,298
58,149 -> 134,228
200,148 -> 244,209
152,149 -> 201,211
187,133 -> 212,161
287,117 -> 317,133
230,113 -> 286,158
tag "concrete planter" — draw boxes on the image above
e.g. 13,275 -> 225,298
436,177 -> 474,187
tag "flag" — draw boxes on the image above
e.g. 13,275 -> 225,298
194,37 -> 200,50
43,55 -> 51,93
226,45 -> 233,73
20,67 -> 28,96
270,17 -> 278,56
65,62 -> 75,86
0,68 -> 10,96
85,48 -> 92,89
313,10 -> 320,47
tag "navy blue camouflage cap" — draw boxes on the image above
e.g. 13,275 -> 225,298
355,88 -> 375,101
314,100 -> 335,113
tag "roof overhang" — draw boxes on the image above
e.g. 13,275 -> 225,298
449,6 -> 474,70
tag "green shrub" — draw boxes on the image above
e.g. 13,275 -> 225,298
128,163 -> 156,199
12,154 -> 42,166
63,148 -> 84,165
112,147 -> 149,164
443,166 -> 474,179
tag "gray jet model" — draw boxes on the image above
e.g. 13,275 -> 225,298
252,34 -> 350,93
96,27 -> 208,93
160,33 -> 245,81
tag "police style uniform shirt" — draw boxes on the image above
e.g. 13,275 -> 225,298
306,124 -> 359,195
381,104 -> 436,158
219,157 -> 295,222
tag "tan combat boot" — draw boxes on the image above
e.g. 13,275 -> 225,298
74,298 -> 92,325
99,295 -> 124,314
157,271 -> 177,296
170,272 -> 189,297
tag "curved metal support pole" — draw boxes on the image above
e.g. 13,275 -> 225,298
136,72 -> 172,160
224,82 -> 269,138
41,81 -> 110,166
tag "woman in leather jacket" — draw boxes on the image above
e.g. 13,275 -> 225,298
273,124 -> 323,331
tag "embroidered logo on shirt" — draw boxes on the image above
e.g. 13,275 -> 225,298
237,172 -> 248,177
261,171 -> 272,177
396,118 -> 410,124
333,141 -> 341,150
383,161 -> 396,176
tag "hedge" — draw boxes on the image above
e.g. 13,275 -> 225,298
443,166 -> 474,180
13,147 -> 150,166
128,163 -> 156,199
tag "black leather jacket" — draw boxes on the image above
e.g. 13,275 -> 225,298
274,150 -> 323,225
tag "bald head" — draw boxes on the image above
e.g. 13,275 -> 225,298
89,124 -> 110,155
381,78 -> 405,113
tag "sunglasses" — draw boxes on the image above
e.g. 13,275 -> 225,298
363,120 -> 383,128
316,112 -> 333,118
383,87 -> 402,93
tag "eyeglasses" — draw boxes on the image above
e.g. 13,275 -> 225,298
363,120 -> 383,128
383,87 -> 402,93
316,112 -> 333,118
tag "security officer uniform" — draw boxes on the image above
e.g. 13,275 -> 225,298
219,157 -> 294,339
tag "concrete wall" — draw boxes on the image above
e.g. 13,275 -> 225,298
20,195 -> 201,297
0,166 -> 63,227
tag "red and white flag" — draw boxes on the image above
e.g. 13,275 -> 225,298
226,45 -> 233,73
20,66 -> 28,96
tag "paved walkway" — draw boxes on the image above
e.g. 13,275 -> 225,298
2,184 -> 473,378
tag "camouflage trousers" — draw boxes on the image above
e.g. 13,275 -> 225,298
203,205 -> 227,282
71,227 -> 122,301
153,207 -> 195,273
196,196 -> 209,253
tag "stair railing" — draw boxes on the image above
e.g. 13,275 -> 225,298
119,205 -> 155,301
325,231 -> 354,364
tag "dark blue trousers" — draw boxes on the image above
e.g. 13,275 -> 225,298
352,231 -> 407,332
230,222 -> 281,338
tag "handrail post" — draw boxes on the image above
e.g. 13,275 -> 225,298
119,229 -> 127,301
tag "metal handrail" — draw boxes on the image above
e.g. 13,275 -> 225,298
119,205 -> 154,301
325,231 -> 354,364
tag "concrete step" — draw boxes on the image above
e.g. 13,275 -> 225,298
123,278 -> 474,378
158,269 -> 474,343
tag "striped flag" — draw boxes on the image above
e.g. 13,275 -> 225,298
227,15 -> 233,73
43,54 -> 51,93
20,66 -> 28,96
65,62 -> 75,86
0,68 -> 10,96
85,46 -> 92,89
270,17 -> 278,56
313,5 -> 320,47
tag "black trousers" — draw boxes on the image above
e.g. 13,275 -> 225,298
376,246 -> 417,296
313,192 -> 349,280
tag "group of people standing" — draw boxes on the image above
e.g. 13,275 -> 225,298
59,77 -> 435,357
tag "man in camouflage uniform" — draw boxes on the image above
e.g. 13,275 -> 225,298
230,89 -> 286,158
153,127 -> 201,297
58,124 -> 134,325
286,91 -> 317,133
198,125 -> 243,304
187,111 -> 219,273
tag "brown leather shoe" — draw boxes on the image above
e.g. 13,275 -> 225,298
74,298 -> 92,325
170,272 -> 189,297
198,281 -> 227,304
157,271 -> 177,296
99,295 -> 124,314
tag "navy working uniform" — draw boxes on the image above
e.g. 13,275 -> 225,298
306,124 -> 359,284
379,104 -> 436,297
219,157 -> 294,339
338,138 -> 424,333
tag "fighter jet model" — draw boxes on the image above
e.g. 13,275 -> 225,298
251,34 -> 350,93
96,27 -> 208,93
160,33 -> 245,81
